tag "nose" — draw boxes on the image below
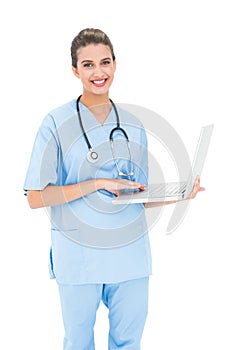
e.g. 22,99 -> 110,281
93,64 -> 104,76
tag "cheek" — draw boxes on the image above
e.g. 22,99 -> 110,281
79,71 -> 91,83
105,67 -> 115,78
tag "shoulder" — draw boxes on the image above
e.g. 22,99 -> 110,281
115,103 -> 148,146
46,99 -> 77,126
37,99 -> 77,135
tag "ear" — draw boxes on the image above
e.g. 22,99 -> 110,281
72,66 -> 80,78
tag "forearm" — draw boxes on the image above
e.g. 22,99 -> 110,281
27,179 -> 104,209
27,177 -> 147,209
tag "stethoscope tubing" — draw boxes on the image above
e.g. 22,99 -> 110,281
76,95 -> 133,176
76,95 -> 130,148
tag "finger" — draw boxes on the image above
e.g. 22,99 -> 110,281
114,190 -> 120,196
139,184 -> 147,191
189,186 -> 205,199
123,181 -> 146,190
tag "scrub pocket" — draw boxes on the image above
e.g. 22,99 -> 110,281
48,247 -> 56,279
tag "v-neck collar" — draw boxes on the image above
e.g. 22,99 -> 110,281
78,100 -> 116,129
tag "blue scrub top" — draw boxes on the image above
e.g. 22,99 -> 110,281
24,99 -> 152,284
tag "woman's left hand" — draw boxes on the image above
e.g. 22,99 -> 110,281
188,176 -> 205,199
144,176 -> 205,208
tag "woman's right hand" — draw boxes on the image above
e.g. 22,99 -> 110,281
97,178 -> 146,196
27,179 -> 146,209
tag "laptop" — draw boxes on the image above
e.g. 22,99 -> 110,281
112,124 -> 214,204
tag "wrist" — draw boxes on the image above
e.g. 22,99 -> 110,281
95,178 -> 106,191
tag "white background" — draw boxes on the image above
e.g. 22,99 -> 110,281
0,0 -> 232,349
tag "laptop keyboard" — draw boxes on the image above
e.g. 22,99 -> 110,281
148,182 -> 187,196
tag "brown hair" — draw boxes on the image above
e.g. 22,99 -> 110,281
71,28 -> 116,68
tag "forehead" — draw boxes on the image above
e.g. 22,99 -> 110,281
77,43 -> 112,62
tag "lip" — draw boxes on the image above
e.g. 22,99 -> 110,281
91,78 -> 107,87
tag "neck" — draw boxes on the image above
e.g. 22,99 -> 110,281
79,92 -> 112,125
80,92 -> 110,108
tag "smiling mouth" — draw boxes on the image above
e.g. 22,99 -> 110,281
91,79 -> 107,87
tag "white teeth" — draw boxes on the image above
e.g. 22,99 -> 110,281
93,79 -> 105,84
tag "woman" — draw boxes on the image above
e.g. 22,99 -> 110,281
24,28 -> 203,350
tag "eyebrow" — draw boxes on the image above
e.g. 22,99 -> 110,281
101,57 -> 112,61
81,59 -> 92,64
80,57 -> 112,64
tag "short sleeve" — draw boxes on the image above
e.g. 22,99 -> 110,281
23,114 -> 60,192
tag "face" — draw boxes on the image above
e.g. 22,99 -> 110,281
72,43 -> 116,97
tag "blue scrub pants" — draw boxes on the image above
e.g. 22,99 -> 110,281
58,277 -> 149,350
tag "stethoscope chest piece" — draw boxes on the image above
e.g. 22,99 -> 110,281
86,150 -> 99,163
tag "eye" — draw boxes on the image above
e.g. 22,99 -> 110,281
83,63 -> 93,68
102,60 -> 111,66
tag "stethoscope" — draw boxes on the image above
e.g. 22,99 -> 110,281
76,95 -> 134,176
